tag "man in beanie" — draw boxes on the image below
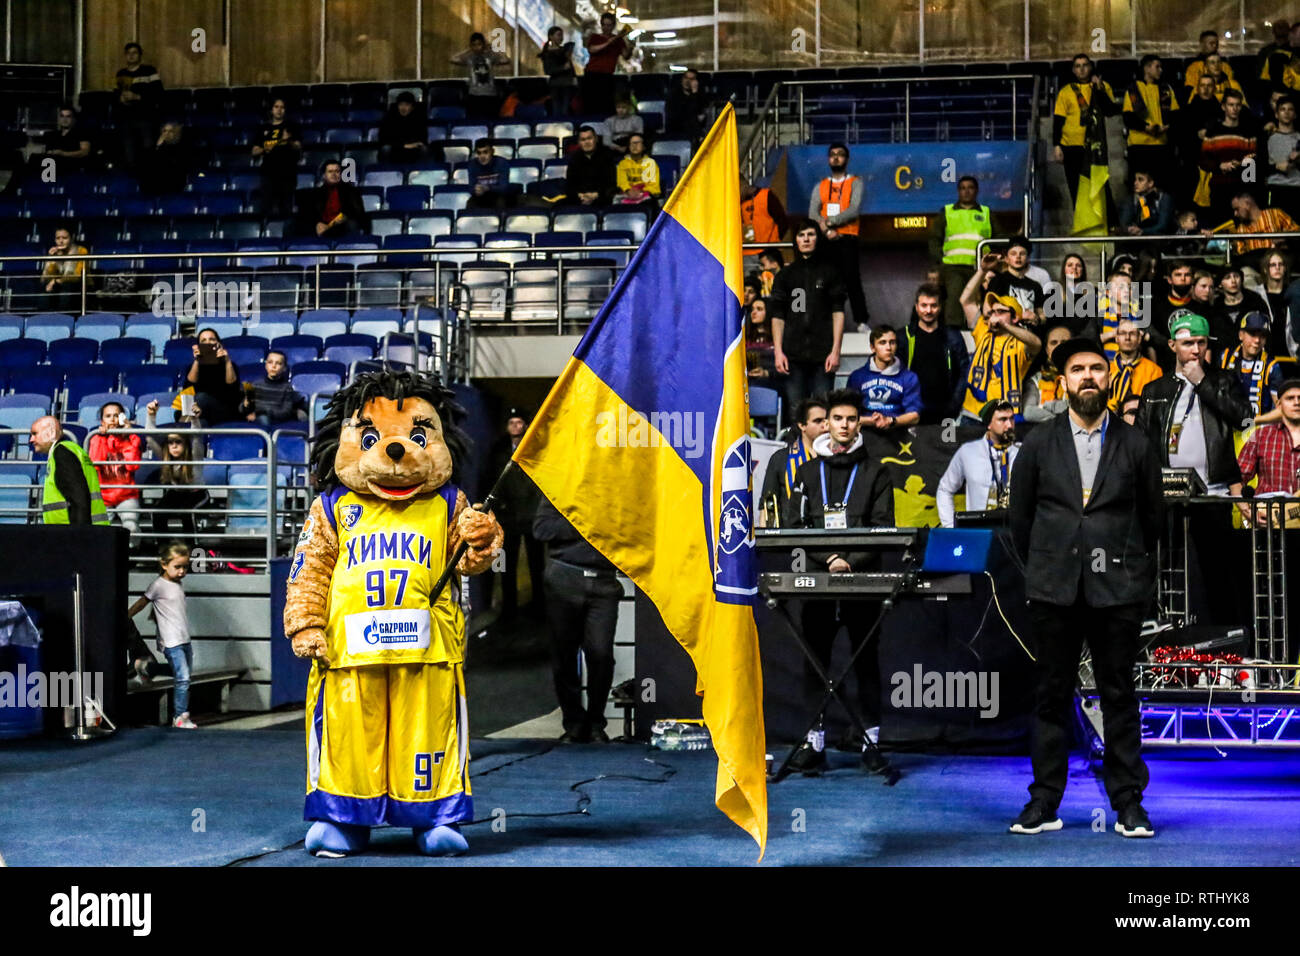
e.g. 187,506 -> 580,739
936,399 -> 1020,527
1009,337 -> 1164,838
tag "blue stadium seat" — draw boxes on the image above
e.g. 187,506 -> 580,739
428,105 -> 466,123
135,392 -> 177,425
121,365 -> 176,396
508,160 -> 542,186
323,127 -> 364,145
64,368 -> 119,405
454,211 -> 500,237
386,185 -> 431,213
24,313 -> 75,344
431,185 -> 470,212
406,212 -> 453,238
369,216 -> 404,239
0,338 -> 46,366
0,395 -> 52,438
297,309 -> 350,339
185,239 -> 236,268
334,241 -> 380,267
236,240 -> 282,268
0,316 -> 23,343
163,337 -> 199,370
324,331 -> 378,352
431,235 -> 479,266
100,336 -> 152,369
600,210 -> 649,241
248,268 -> 300,311
354,267 -> 402,307
534,231 -> 585,258
219,217 -> 263,241
158,196 -> 202,217
124,314 -> 174,356
323,343 -> 374,366
553,208 -> 598,234
0,469 -> 37,523
504,209 -> 550,236
8,366 -> 63,398
349,311 -> 403,339
78,392 -> 136,429
209,431 -> 269,463
188,174 -> 229,194
245,311 -> 297,342
383,234 -> 431,266
482,232 -> 530,263
74,313 -> 126,343
282,240 -> 331,267
363,168 -> 405,189
225,334 -> 271,369
291,360 -> 346,398
407,166 -> 450,189
270,334 -> 323,366
200,195 -> 245,218
46,338 -> 100,369
517,137 -> 559,162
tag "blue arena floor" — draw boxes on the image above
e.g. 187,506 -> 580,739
2,728 -> 1299,867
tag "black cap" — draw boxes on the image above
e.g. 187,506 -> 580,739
505,407 -> 530,422
1050,337 -> 1108,372
1278,377 -> 1300,398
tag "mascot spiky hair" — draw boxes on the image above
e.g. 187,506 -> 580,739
284,369 -> 503,858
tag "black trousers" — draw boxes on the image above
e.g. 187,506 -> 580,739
800,599 -> 882,728
823,233 -> 870,327
1027,597 -> 1148,812
544,561 -> 622,733
1060,145 -> 1086,204
484,521 -> 546,618
776,360 -> 834,427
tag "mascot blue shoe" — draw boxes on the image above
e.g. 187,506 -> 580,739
306,821 -> 371,858
414,824 -> 469,856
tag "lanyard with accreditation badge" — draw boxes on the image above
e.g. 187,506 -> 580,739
820,461 -> 859,529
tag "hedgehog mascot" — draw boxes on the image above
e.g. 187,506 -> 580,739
284,369 -> 503,857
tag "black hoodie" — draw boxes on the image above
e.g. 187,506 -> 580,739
782,432 -> 894,570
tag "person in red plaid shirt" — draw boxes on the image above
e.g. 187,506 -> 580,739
1237,378 -> 1300,526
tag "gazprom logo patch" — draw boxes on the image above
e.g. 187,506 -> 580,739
345,609 -> 431,655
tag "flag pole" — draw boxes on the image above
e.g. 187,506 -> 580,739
427,460 -> 515,603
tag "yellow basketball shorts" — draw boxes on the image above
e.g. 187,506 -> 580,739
304,662 -> 472,828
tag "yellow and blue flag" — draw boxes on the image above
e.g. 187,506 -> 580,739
511,103 -> 768,856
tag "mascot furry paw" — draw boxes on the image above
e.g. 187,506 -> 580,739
284,370 -> 503,857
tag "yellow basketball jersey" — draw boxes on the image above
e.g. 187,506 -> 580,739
321,485 -> 464,669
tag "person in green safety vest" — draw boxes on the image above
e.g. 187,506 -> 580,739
931,175 -> 994,329
29,415 -> 109,526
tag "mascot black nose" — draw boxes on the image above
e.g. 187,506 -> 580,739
385,442 -> 405,462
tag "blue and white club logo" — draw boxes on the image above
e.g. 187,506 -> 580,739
341,504 -> 364,531
363,617 -> 381,645
289,550 -> 305,582
714,438 -> 757,602
866,384 -> 892,404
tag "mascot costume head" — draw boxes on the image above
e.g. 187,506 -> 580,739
283,369 -> 503,858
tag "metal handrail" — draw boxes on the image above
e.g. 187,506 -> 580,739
976,230 -> 1300,280
1023,74 -> 1042,235
740,73 -> 1038,182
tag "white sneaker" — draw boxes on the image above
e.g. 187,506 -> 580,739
174,713 -> 197,729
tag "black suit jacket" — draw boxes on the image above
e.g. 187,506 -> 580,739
1134,369 -> 1250,488
1009,412 -> 1164,608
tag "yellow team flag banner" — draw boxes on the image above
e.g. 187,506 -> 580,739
511,104 -> 769,857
